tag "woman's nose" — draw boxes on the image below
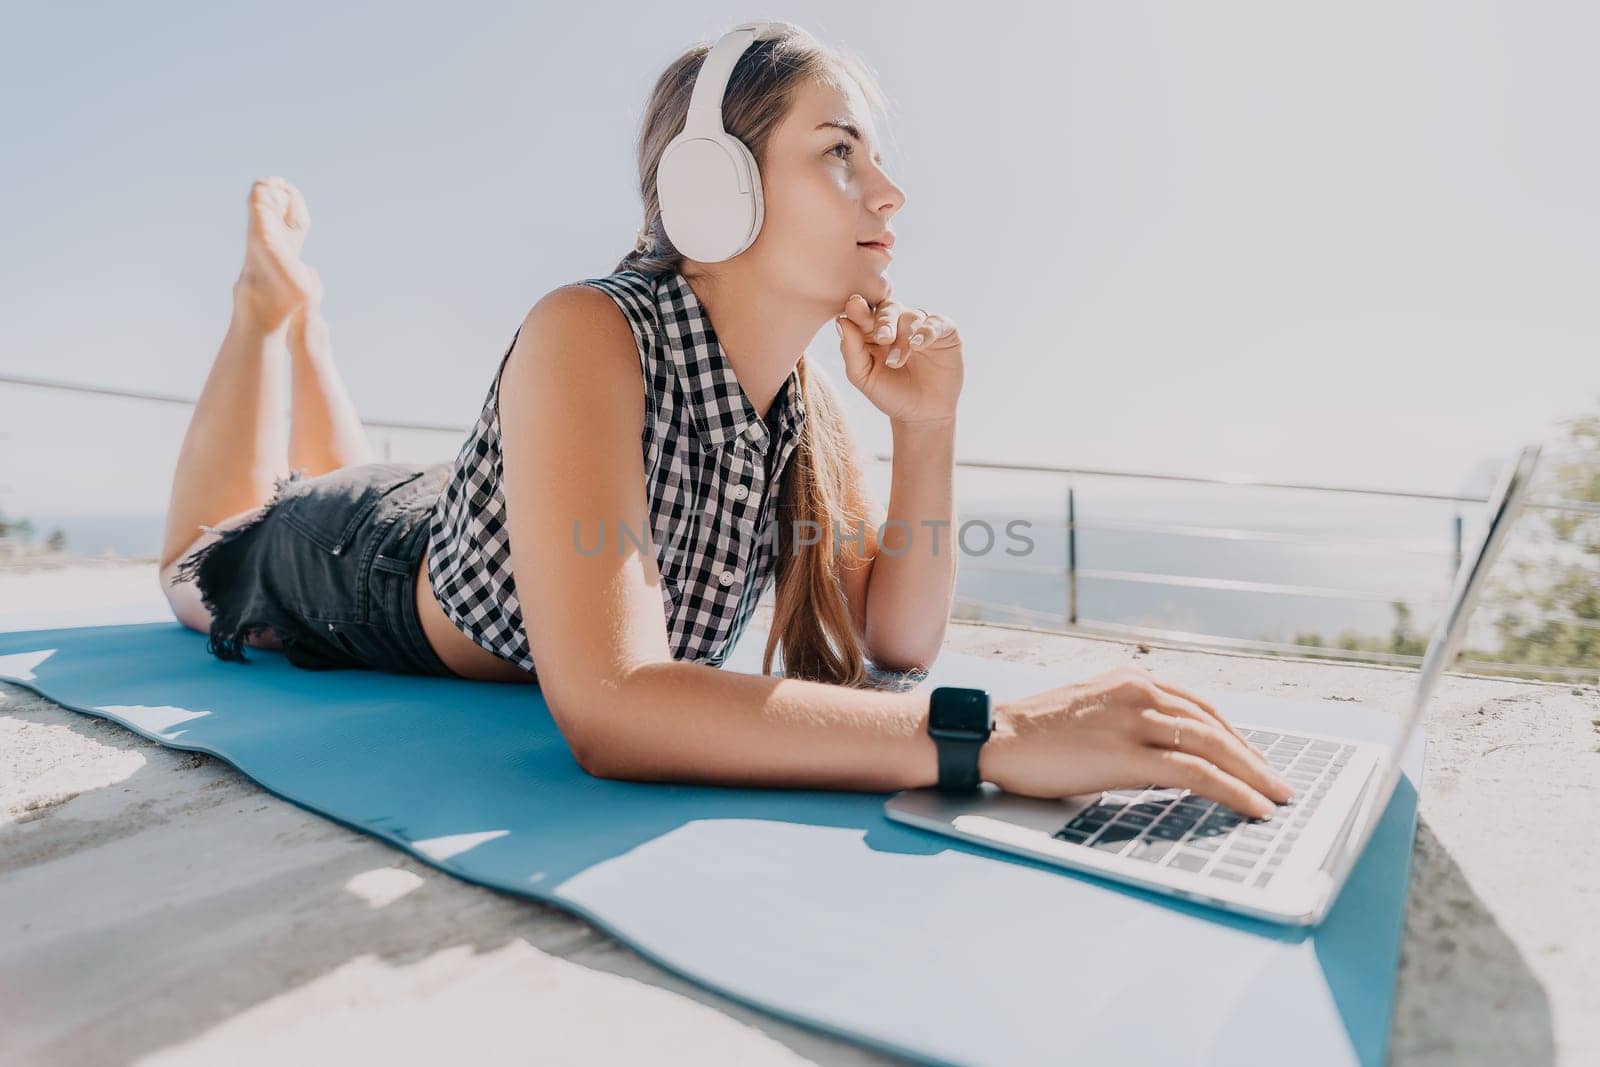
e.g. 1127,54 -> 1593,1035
875,174 -> 906,215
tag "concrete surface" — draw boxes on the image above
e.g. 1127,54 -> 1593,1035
1,562 -> 1596,1065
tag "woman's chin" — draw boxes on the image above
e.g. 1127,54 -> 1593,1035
858,265 -> 892,297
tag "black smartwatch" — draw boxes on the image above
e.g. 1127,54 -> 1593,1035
927,686 -> 994,793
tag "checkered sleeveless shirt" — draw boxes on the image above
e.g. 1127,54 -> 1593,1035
425,268 -> 808,677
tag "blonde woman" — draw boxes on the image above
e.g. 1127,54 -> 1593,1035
158,22 -> 1292,815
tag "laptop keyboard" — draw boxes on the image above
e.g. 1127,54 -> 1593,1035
1050,730 -> 1356,888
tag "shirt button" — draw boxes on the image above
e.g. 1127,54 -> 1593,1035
732,484 -> 749,501
718,571 -> 734,587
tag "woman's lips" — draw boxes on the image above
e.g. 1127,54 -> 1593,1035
858,242 -> 893,260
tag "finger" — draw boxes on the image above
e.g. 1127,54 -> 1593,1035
896,308 -> 926,339
1141,707 -> 1293,804
1142,748 -> 1277,820
899,309 -> 931,347
1144,687 -> 1287,796
844,293 -> 876,334
911,313 -> 953,348
1141,673 -> 1255,753
835,314 -> 874,385
887,310 -> 930,368
873,301 -> 906,345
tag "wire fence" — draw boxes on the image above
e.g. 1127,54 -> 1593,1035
3,371 -> 1595,684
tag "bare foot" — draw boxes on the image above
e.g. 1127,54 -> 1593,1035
235,177 -> 321,331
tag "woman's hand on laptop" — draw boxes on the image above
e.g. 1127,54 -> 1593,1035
981,666 -> 1296,819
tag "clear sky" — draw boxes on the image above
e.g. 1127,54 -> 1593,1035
2,0 -> 1595,518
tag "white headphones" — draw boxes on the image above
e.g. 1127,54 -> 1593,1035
655,20 -> 786,263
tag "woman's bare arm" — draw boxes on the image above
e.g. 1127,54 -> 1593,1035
596,661 -> 967,790
497,284 -> 987,793
491,286 -> 1290,814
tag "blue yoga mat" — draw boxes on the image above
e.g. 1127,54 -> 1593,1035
0,617 -> 1422,1066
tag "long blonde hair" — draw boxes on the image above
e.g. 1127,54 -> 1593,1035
613,23 -> 892,687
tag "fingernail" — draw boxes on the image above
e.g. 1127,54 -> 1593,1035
833,319 -> 843,338
888,348 -> 901,366
910,332 -> 925,345
877,325 -> 893,341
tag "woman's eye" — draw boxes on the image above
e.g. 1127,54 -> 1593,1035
827,141 -> 854,161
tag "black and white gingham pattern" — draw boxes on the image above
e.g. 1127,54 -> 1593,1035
426,268 -> 808,676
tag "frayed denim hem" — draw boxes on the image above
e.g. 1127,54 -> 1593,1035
171,467 -> 308,663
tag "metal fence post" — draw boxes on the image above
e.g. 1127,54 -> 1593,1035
1067,486 -> 1078,626
1451,512 -> 1463,576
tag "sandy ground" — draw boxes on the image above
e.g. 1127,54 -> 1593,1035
1,560 -> 1597,1066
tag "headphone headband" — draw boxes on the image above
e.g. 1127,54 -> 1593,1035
683,21 -> 786,136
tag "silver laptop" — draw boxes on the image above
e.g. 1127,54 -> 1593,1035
885,443 -> 1543,926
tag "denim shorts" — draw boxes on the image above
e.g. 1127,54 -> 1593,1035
173,460 -> 461,677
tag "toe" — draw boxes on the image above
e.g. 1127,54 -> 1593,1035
283,183 -> 311,234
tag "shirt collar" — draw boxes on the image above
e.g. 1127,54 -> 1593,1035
654,270 -> 807,469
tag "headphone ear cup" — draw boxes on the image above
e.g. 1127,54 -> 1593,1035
658,133 -> 763,263
728,137 -> 764,253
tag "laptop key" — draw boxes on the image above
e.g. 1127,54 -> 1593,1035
1169,851 -> 1210,872
1211,868 -> 1247,882
1253,872 -> 1274,887
1054,827 -> 1092,843
1089,823 -> 1142,853
1128,839 -> 1175,863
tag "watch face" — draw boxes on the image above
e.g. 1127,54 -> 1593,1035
931,687 -> 992,735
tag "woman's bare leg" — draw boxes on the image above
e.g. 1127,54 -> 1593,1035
158,177 -> 316,573
287,298 -> 375,476
160,175 -> 376,572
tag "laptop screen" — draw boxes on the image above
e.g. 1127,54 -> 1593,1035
1389,443 -> 1543,766
1323,443 -> 1543,884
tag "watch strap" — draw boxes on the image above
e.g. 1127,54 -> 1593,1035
934,734 -> 987,792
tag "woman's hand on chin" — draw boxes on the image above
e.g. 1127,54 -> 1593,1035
834,293 -> 963,427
